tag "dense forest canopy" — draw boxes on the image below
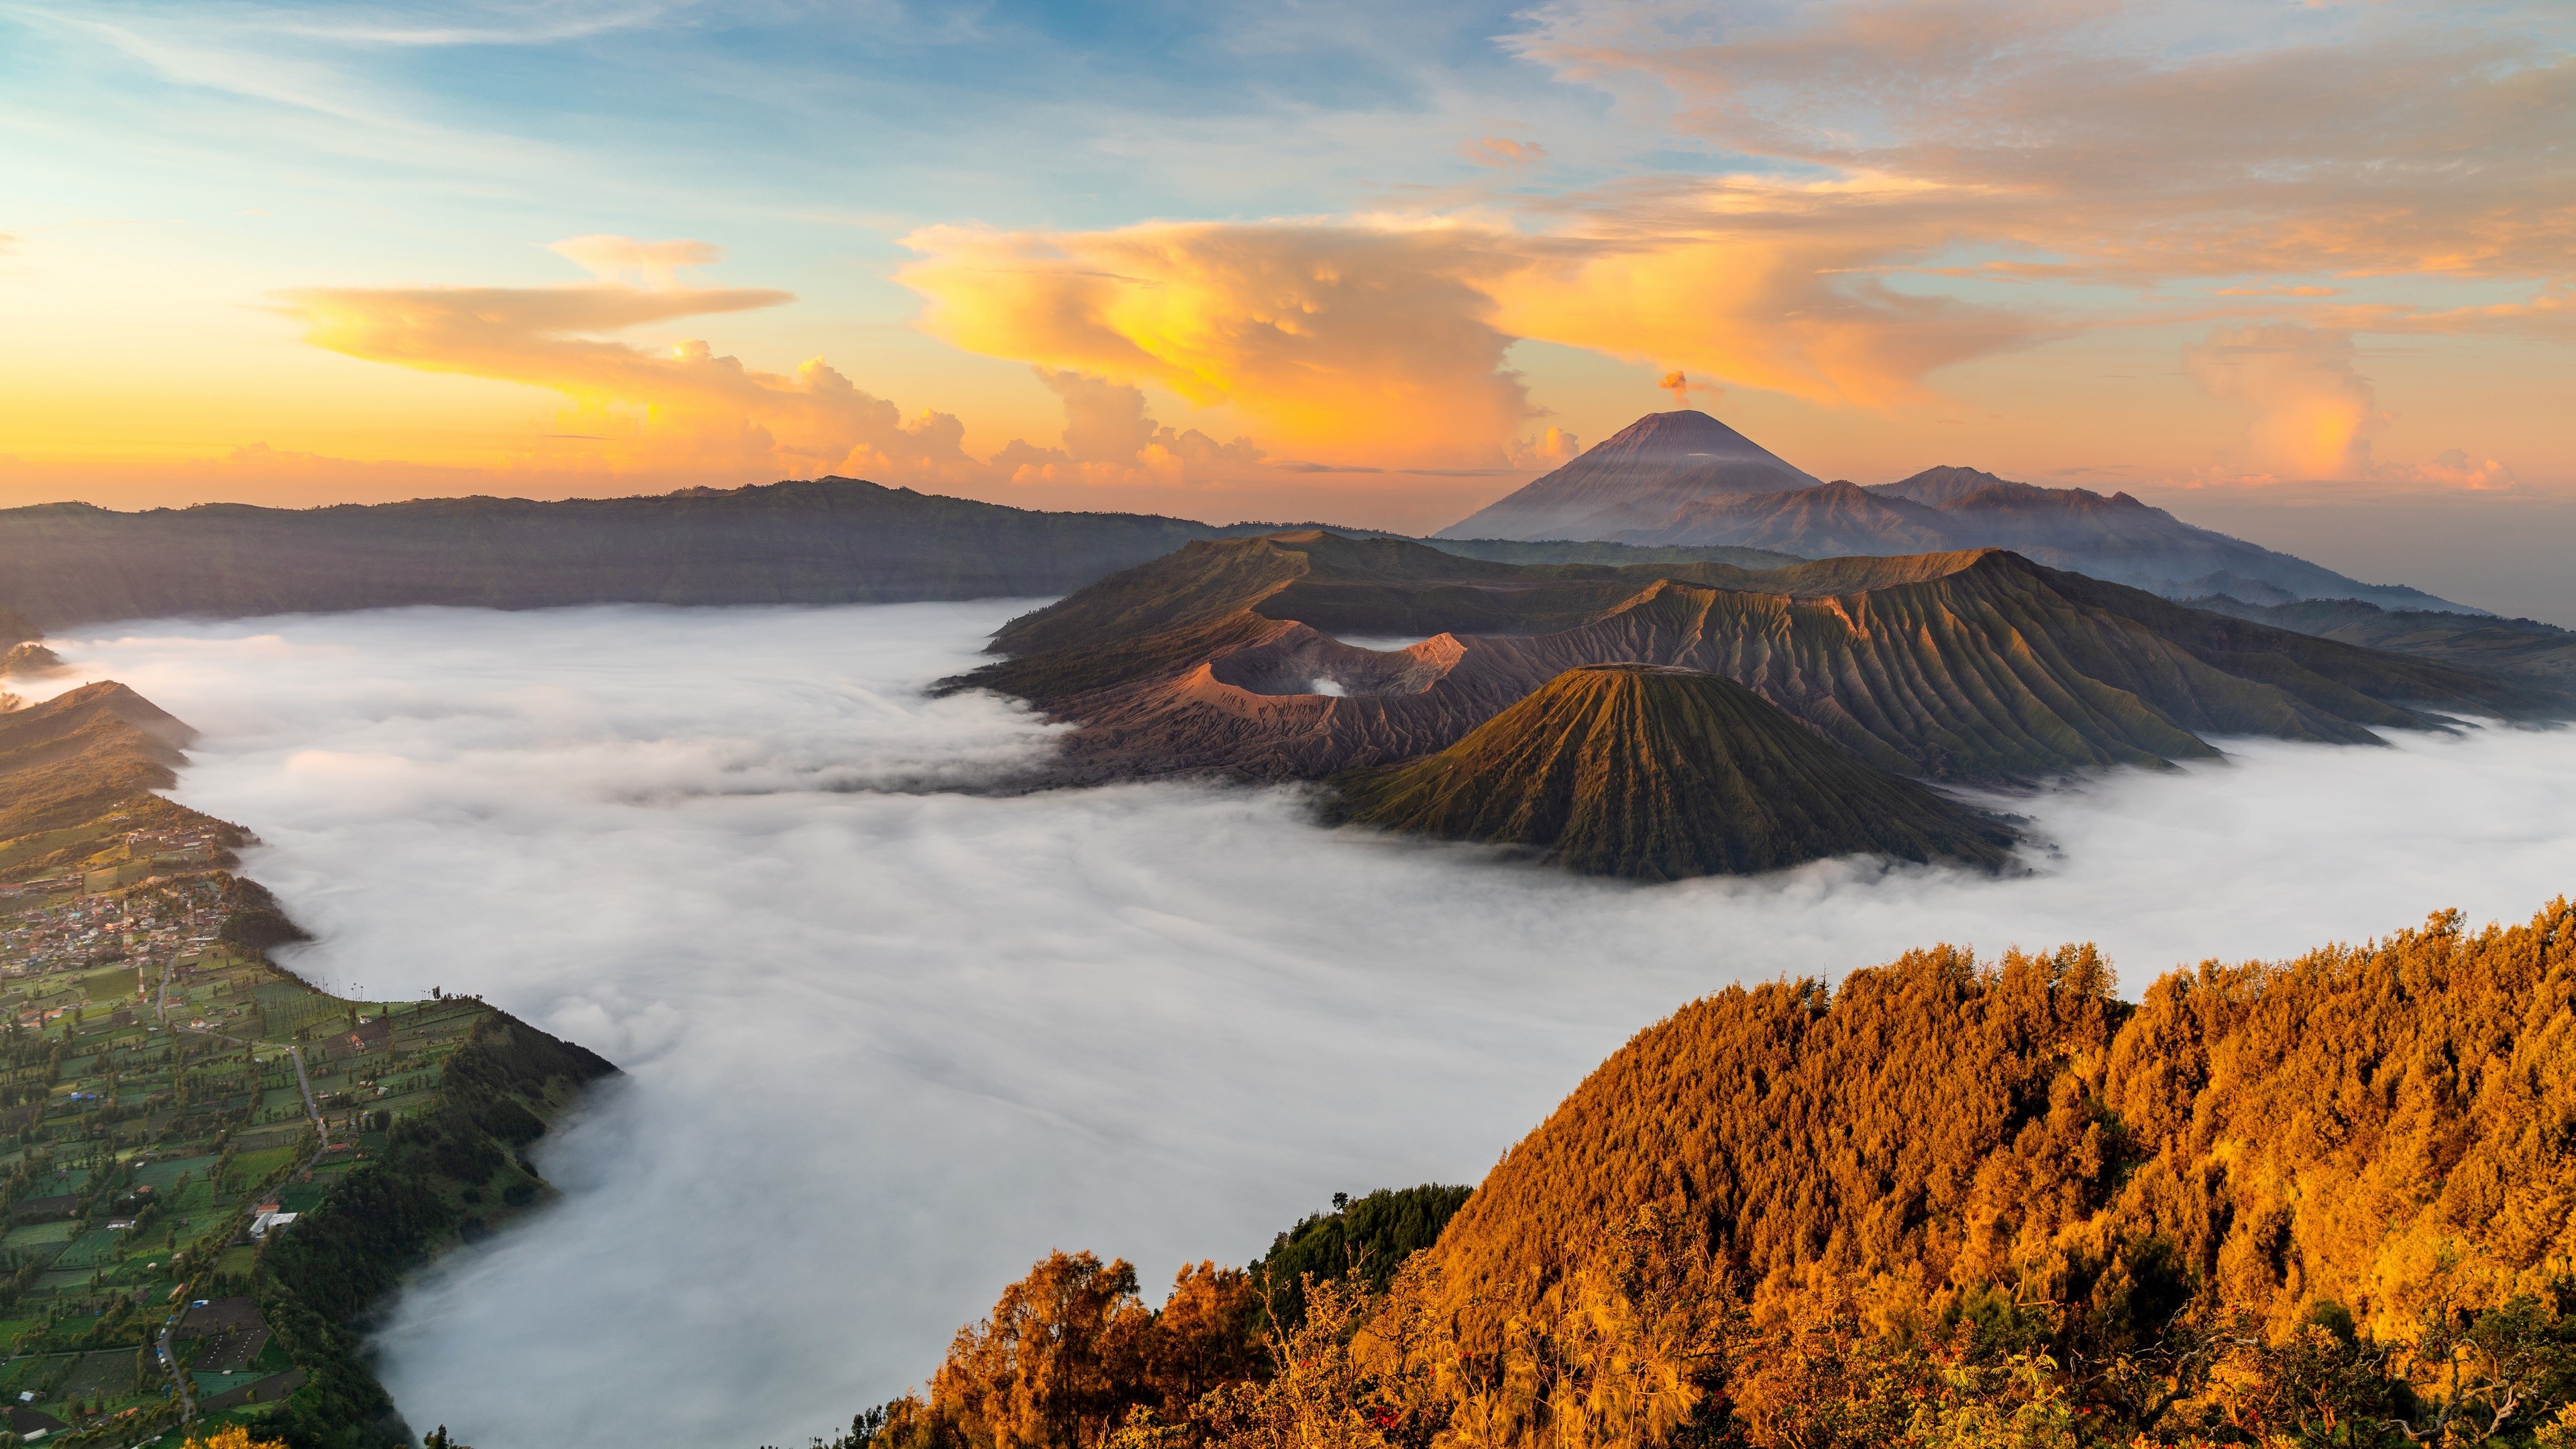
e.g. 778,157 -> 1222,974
811,896 -> 2576,1449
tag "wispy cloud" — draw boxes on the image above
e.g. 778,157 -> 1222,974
1507,0 -> 2576,287
271,276 -> 993,480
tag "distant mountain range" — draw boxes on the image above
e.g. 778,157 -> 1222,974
1440,411 -> 2472,614
0,481 -> 1237,629
2182,594 -> 2576,695
0,479 -> 1807,631
1325,664 -> 2020,879
953,531 -> 2538,814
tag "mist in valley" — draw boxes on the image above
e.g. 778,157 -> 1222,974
28,602 -> 2576,1449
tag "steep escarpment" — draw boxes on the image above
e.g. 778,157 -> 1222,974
1328,665 -> 2019,879
956,532 -> 2540,786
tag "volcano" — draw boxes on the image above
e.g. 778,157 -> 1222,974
1326,665 -> 2019,879
1437,411 -> 1820,542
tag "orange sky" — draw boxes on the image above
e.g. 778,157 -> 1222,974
3,0 -> 2569,537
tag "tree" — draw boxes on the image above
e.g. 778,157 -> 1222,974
930,1250 -> 1156,1449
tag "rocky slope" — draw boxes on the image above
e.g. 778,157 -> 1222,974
1327,665 -> 2019,879
953,531 -> 2538,786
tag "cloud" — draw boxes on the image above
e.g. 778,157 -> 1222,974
1460,136 -> 1548,168
547,235 -> 727,289
1505,425 -> 1580,469
2176,323 -> 2526,490
272,278 -> 985,483
897,214 -> 2049,465
2396,449 -> 2518,490
983,368 -> 1268,490
38,600 -> 2576,1448
1508,0 -> 2576,286
2182,324 -> 2380,480
898,221 -> 1542,466
1036,368 -> 1158,464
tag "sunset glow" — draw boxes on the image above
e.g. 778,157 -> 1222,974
3,0 -> 2569,533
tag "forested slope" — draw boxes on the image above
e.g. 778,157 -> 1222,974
837,896 -> 2576,1449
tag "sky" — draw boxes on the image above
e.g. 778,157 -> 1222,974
3,0 -> 2571,536
29,600 -> 2576,1447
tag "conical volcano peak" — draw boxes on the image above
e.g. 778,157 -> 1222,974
1326,663 -> 2021,880
1585,410 -> 1784,464
1437,409 -> 1819,542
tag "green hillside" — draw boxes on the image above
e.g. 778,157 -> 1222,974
0,680 -> 613,1447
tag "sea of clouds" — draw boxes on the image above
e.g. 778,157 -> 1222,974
30,602 -> 2576,1449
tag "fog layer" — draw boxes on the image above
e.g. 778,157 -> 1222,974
36,603 -> 2576,1449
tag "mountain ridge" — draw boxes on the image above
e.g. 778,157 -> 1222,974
1434,416 -> 2475,615
953,531 -> 2542,790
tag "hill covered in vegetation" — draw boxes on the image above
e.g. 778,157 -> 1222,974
1328,665 -> 2019,879
0,678 -> 614,1447
834,894 -> 2576,1449
952,531 -> 2544,790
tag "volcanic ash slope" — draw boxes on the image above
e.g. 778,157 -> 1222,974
1326,664 -> 2021,881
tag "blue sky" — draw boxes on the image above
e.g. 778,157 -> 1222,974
3,0 -> 2569,540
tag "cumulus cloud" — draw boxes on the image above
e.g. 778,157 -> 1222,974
898,221 -> 1544,466
984,367 -> 1268,489
36,601 -> 2576,1448
273,277 -> 985,484
2183,324 -> 2381,480
1505,425 -> 1580,469
897,213 -> 2048,464
2179,323 -> 2530,489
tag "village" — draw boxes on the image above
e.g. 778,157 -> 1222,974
0,820 -> 495,1446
